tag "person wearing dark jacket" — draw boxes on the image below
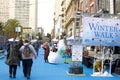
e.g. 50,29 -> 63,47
18,39 -> 23,66
6,44 -> 20,78
33,41 -> 40,56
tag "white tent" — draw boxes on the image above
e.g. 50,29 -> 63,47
52,38 -> 58,41
66,36 -> 82,45
52,38 -> 58,44
66,32 -> 83,41
30,39 -> 37,43
8,38 -> 19,42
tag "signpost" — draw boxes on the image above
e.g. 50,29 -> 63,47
72,45 -> 83,61
15,26 -> 21,39
67,10 -> 84,75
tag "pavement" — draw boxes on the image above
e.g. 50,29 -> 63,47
0,47 -> 120,80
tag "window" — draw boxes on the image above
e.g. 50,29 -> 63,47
97,0 -> 110,11
114,0 -> 120,14
90,5 -> 94,13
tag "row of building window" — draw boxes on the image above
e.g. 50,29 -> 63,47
97,0 -> 120,14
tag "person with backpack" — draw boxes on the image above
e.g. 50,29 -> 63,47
6,44 -> 20,78
19,40 -> 37,79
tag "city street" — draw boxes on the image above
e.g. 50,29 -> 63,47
0,47 -> 120,80
0,0 -> 120,80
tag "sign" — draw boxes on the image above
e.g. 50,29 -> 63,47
15,27 -> 21,32
72,45 -> 83,61
82,17 -> 120,46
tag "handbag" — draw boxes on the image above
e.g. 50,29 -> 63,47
5,59 -> 12,65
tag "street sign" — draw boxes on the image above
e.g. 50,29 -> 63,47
72,45 -> 83,61
15,27 -> 21,32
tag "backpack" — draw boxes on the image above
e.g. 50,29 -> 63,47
23,45 -> 31,57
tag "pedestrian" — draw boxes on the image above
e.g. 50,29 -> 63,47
19,40 -> 37,79
66,45 -> 71,57
42,42 -> 50,62
33,40 -> 40,56
18,39 -> 23,67
6,44 -> 20,78
18,40 -> 23,48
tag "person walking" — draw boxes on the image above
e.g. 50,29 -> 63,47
19,40 -> 37,79
6,44 -> 20,78
18,39 -> 23,67
42,42 -> 50,62
33,40 -> 40,56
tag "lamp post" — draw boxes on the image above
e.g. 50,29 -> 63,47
68,0 -> 84,75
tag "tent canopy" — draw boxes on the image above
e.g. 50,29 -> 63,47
30,39 -> 37,43
66,36 -> 82,41
8,38 -> 19,42
52,38 -> 58,44
66,36 -> 82,45
66,33 -> 83,41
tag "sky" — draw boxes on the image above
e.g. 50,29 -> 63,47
38,0 -> 55,35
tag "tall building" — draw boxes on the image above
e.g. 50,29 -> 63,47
54,0 -> 63,39
61,0 -> 79,37
37,27 -> 44,40
0,0 -> 9,22
14,0 -> 38,39
14,0 -> 37,32
0,0 -> 38,34
114,0 -> 120,15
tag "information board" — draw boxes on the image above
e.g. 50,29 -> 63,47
72,45 -> 83,61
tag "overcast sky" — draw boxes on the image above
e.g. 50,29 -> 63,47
38,0 -> 55,35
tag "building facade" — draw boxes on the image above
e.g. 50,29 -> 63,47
14,0 -> 38,32
54,0 -> 120,40
61,0 -> 80,38
54,0 -> 63,39
0,0 -> 10,22
37,27 -> 44,40
51,28 -> 55,39
114,0 -> 120,15
0,0 -> 38,39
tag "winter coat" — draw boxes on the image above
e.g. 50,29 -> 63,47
42,45 -> 50,59
7,45 -> 20,65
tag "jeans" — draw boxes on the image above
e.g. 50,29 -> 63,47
22,59 -> 33,77
9,65 -> 17,77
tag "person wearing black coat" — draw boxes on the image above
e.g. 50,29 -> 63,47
6,44 -> 20,78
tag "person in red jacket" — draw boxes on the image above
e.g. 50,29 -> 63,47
66,45 -> 71,57
42,42 -> 50,62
